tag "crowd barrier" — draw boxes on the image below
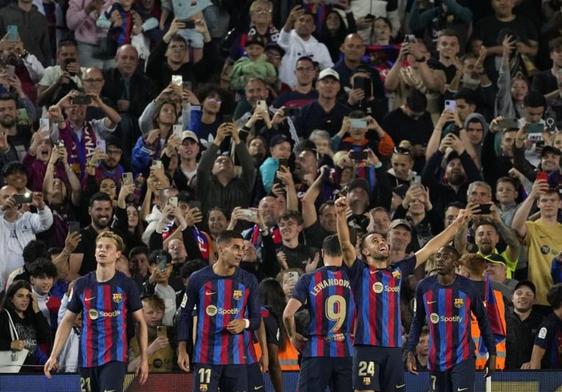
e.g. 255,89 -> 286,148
2,371 -> 562,391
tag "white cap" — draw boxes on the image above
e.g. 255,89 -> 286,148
318,68 -> 340,81
181,130 -> 199,143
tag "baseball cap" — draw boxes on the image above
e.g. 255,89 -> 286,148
181,130 -> 199,143
318,68 -> 340,81
245,35 -> 266,48
541,145 -> 561,157
514,280 -> 536,295
482,253 -> 507,266
269,134 -> 292,148
389,219 -> 412,232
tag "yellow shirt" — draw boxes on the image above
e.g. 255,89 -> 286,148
524,219 -> 562,305
129,335 -> 175,372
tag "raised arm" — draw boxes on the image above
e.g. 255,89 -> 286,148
335,197 -> 356,267
415,208 -> 470,267
512,180 -> 547,238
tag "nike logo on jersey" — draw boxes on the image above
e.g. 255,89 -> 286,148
85,297 -> 96,302
427,301 -> 436,304
254,387 -> 264,390
395,384 -> 405,389
205,291 -> 216,296
457,388 -> 469,391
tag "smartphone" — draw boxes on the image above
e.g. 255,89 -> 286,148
180,19 -> 196,29
536,171 -> 548,182
71,95 -> 92,105
122,172 -> 134,186
526,122 -> 545,134
444,100 -> 456,112
404,34 -> 416,44
278,158 -> 289,167
349,118 -> 368,129
39,117 -> 50,132
157,325 -> 167,338
96,139 -> 106,153
13,192 -> 32,205
156,255 -> 168,272
352,76 -> 372,98
6,65 -> 15,78
173,124 -> 183,139
171,74 -> 183,87
239,208 -> 257,221
497,118 -> 519,130
256,100 -> 268,112
182,80 -> 192,91
287,271 -> 299,285
477,203 -> 492,215
68,221 -> 81,234
6,25 -> 18,41
350,150 -> 368,161
64,58 -> 78,75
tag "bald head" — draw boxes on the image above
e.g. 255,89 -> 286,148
115,45 -> 139,77
0,185 -> 17,210
83,67 -> 104,94
341,34 -> 366,64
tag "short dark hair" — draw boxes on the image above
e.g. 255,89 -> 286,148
523,90 -> 546,109
0,93 -> 16,106
58,39 -> 78,49
441,245 -> 460,260
454,88 -> 477,106
89,192 -> 112,207
438,29 -> 460,41
514,280 -> 536,295
496,176 -> 517,189
169,34 -> 187,46
349,110 -> 366,119
179,259 -> 207,279
322,235 -> 342,257
279,210 -> 304,225
28,257 -> 58,279
216,230 -> 243,245
296,56 -> 315,67
445,201 -> 466,211
23,240 -> 49,264
474,219 -> 498,233
406,89 -> 427,113
549,37 -> 562,52
547,284 -> 562,309
129,246 -> 149,260
2,161 -> 26,178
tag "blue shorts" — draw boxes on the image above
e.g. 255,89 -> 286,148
353,346 -> 405,391
430,358 -> 475,392
298,356 -> 353,392
247,362 -> 264,390
79,361 -> 126,392
192,363 -> 248,392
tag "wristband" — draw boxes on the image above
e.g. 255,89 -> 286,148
244,318 -> 250,329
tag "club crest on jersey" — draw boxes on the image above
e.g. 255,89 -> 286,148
89,309 -> 99,320
200,384 -> 208,392
113,293 -> 122,303
430,313 -> 440,324
363,377 -> 371,386
454,298 -> 464,308
391,270 -> 401,279
206,305 -> 218,317
372,282 -> 384,294
233,290 -> 242,300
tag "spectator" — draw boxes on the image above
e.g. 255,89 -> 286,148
506,280 -> 543,370
28,257 -> 59,328
0,0 -> 51,65
141,250 -> 176,327
512,182 -> 562,306
272,56 -> 317,110
229,36 -> 277,92
277,6 -> 333,88
0,280 -> 52,371
0,187 -> 53,288
128,295 -> 175,372
532,37 -> 562,95
0,94 -> 32,162
317,5 -> 356,63
293,68 -> 351,138
196,122 -> 256,217
529,284 -> 562,368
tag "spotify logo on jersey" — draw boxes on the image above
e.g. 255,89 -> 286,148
206,305 -> 218,316
430,313 -> 440,324
372,282 -> 384,293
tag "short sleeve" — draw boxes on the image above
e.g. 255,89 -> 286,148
292,275 -> 309,305
67,279 -> 84,314
126,278 -> 143,312
534,321 -> 555,349
263,311 -> 280,346
397,255 -> 416,277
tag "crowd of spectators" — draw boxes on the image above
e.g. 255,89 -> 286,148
0,0 -> 561,381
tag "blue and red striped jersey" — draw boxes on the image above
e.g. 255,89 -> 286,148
345,256 -> 415,347
534,313 -> 562,369
407,275 -> 496,371
177,266 -> 261,365
292,266 -> 355,358
67,271 -> 142,368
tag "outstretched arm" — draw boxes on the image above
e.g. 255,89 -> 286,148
335,197 -> 356,267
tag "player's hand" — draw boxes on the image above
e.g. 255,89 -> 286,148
485,355 -> 496,377
136,356 -> 149,384
44,356 -> 58,378
406,352 -> 418,375
226,319 -> 246,334
520,361 -> 531,369
177,349 -> 190,372
290,333 -> 308,352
